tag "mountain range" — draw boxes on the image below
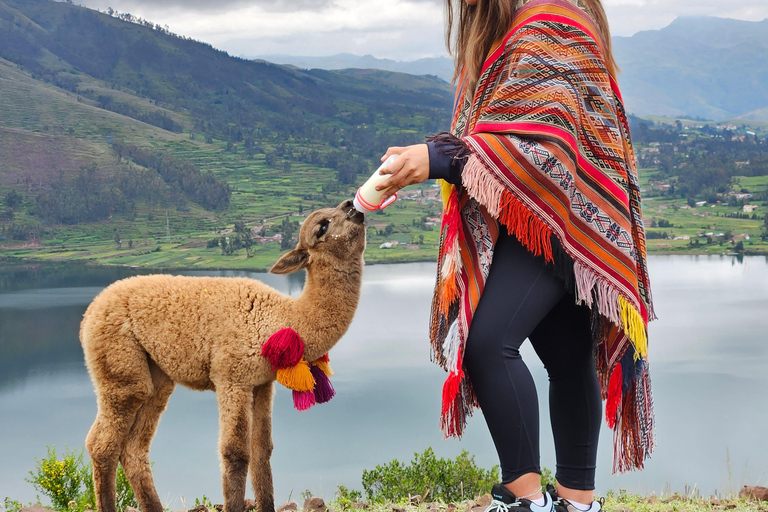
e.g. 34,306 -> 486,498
257,16 -> 768,122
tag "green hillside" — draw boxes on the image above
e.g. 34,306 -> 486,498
0,0 -> 767,269
0,0 -> 455,268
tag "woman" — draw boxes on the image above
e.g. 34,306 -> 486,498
377,0 -> 656,511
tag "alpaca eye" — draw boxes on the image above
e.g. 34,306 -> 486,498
318,220 -> 329,238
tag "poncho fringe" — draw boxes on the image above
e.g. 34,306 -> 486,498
429,0 -> 656,473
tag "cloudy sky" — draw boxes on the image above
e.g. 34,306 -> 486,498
72,0 -> 768,60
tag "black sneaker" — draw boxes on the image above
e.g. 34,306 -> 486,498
484,483 -> 554,512
546,485 -> 603,512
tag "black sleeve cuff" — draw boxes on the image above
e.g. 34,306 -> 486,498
426,132 -> 472,185
428,141 -> 456,182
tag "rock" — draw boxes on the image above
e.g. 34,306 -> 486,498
740,485 -> 768,501
425,503 -> 442,511
446,504 -> 458,512
409,495 -> 423,506
187,506 -> 208,512
646,495 -> 659,504
469,506 -> 486,512
392,507 -> 405,512
213,505 -> 223,512
475,495 -> 492,508
304,497 -> 327,512
277,502 -> 299,512
350,503 -> 370,509
20,506 -> 57,512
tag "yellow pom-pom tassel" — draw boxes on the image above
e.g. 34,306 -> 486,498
312,360 -> 334,377
276,361 -> 315,392
618,295 -> 648,359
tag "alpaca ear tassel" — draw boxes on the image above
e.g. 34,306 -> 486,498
311,365 -> 335,404
262,328 -> 304,370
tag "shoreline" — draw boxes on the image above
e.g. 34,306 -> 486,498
1,250 -> 766,274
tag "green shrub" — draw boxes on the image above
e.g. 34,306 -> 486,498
540,467 -> 554,489
333,485 -> 364,509
2,498 -> 24,512
361,448 -> 499,503
27,446 -> 90,511
26,445 -> 137,512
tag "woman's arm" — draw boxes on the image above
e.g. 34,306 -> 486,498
376,133 -> 472,200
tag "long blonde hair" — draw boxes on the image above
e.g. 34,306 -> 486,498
445,0 -> 618,93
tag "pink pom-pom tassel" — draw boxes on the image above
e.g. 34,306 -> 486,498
262,328 -> 304,370
293,389 -> 316,411
311,365 -> 336,404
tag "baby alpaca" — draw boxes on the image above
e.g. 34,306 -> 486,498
80,200 -> 366,512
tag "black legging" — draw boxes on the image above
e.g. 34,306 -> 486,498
463,228 -> 602,491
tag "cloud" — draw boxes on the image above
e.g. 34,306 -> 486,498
74,0 -> 447,59
77,0 -> 331,14
604,0 -> 768,36
71,0 -> 768,59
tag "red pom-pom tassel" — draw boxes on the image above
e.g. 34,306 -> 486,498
262,328 -> 304,370
605,364 -> 623,429
311,365 -> 336,404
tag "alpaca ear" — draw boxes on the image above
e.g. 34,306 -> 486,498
270,248 -> 309,274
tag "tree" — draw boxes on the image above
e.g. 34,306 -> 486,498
5,190 -> 22,210
280,218 -> 297,250
114,230 -> 122,249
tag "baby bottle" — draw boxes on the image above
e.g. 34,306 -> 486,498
353,155 -> 399,213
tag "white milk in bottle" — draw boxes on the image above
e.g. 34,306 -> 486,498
353,155 -> 399,212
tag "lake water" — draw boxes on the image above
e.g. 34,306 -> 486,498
1,256 -> 767,507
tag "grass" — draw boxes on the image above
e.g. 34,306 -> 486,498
323,495 -> 768,512
4,491 -> 766,512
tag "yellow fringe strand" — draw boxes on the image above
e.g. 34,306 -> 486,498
276,361 -> 315,392
440,180 -> 454,207
313,360 -> 334,377
618,296 -> 647,359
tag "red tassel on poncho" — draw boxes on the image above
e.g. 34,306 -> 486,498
606,364 -> 623,429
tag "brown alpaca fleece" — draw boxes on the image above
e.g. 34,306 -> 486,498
80,200 -> 366,512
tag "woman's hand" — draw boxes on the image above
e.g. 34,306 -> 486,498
376,144 -> 430,201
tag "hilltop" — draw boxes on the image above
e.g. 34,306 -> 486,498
613,16 -> 768,121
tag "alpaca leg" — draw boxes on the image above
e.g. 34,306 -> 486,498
120,361 -> 176,512
249,383 -> 275,512
86,379 -> 153,512
218,386 -> 254,512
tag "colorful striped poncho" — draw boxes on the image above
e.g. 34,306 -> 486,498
429,0 -> 656,473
